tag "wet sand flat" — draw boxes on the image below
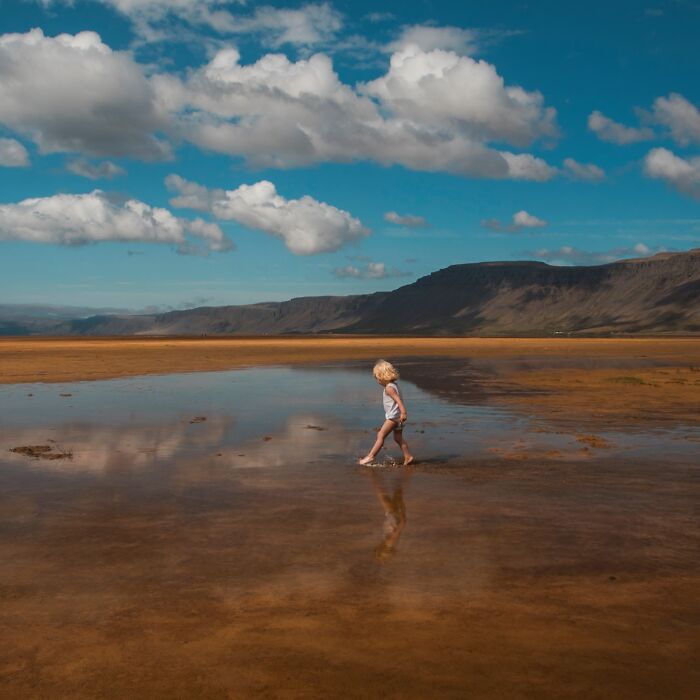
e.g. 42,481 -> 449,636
1,354 -> 699,698
2,454 -> 698,699
2,336 -> 700,384
496,364 -> 700,426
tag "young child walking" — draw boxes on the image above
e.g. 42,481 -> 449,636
359,360 -> 414,466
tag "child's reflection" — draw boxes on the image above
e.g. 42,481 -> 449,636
367,469 -> 411,562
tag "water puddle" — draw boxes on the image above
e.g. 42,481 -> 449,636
1,361 -> 699,698
2,363 -> 698,473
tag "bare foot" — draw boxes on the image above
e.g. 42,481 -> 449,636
403,456 -> 414,466
359,455 -> 375,465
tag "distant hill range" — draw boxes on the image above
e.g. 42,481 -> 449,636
4,250 -> 700,336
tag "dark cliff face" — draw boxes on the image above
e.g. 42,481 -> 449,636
9,250 -> 700,336
343,252 -> 700,335
55,294 -> 388,336
343,261 -> 615,333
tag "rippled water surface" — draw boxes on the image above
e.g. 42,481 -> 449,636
1,360 -> 699,699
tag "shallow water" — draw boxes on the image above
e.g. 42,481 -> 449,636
1,361 -> 699,699
2,361 -> 698,469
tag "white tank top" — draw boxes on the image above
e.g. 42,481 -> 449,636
382,382 -> 402,420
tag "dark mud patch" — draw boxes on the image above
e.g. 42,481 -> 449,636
10,444 -> 73,460
576,434 -> 613,449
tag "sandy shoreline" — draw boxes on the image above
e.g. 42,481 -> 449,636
2,336 -> 700,385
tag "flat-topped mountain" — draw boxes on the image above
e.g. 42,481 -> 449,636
5,249 -> 700,336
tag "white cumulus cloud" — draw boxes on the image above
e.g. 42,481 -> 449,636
164,174 -> 212,210
513,210 -> 547,228
44,0 -> 343,47
167,175 -> 369,255
0,28 -> 558,180
650,93 -> 700,146
531,243 -> 657,266
644,147 -> 700,200
221,2 -> 343,47
483,210 -> 547,232
588,94 -> 700,149
333,261 -> 408,279
0,137 -> 29,167
587,110 -> 654,145
386,25 -> 479,54
384,211 -> 429,228
66,159 -> 126,180
0,28 -> 170,159
156,43 -> 558,180
563,158 -> 605,181
0,190 -> 230,252
362,46 -> 558,148
500,152 -> 557,181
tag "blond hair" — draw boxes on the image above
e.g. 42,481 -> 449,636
373,359 -> 399,383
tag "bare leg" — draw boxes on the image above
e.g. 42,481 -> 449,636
393,429 -> 414,466
366,470 -> 409,561
368,470 -> 393,511
359,420 -> 396,465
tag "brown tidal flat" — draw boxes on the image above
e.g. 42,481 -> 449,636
1,335 -> 699,380
1,342 -> 699,698
495,364 -> 700,425
1,452 -> 699,699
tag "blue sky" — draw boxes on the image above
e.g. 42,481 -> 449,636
1,0 -> 699,310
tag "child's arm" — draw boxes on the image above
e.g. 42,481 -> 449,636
385,385 -> 408,422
